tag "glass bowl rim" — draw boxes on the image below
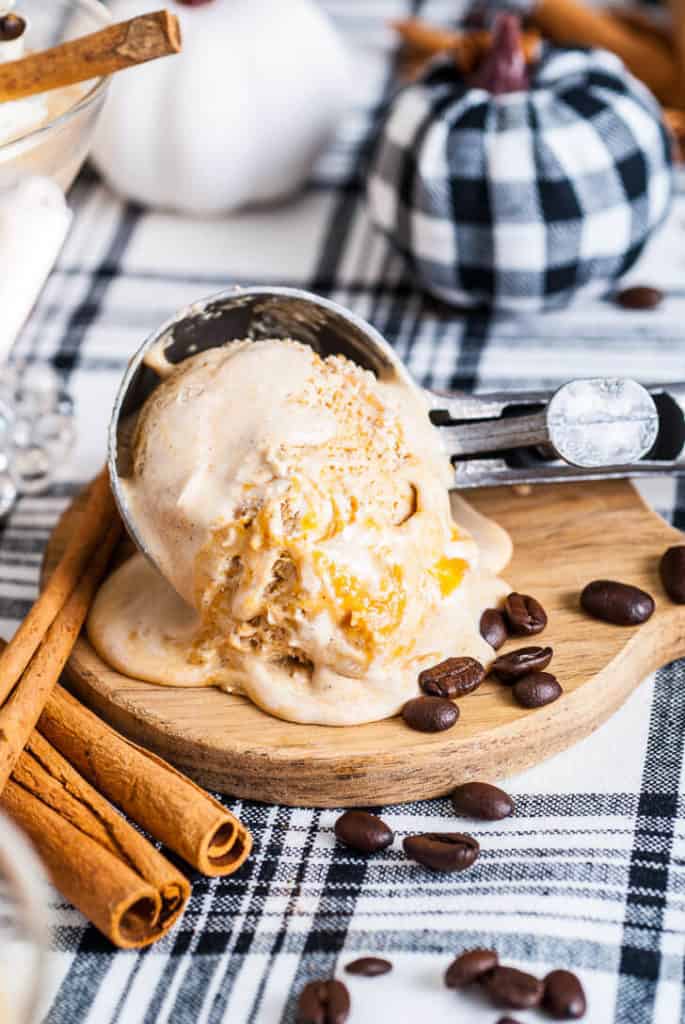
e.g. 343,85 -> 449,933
0,0 -> 113,160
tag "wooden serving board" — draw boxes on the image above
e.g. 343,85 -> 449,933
44,479 -> 685,807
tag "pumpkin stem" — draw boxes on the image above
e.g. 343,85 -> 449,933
469,13 -> 529,94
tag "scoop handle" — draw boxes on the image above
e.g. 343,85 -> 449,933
428,378 -> 685,484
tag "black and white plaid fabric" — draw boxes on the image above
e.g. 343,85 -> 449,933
367,46 -> 672,311
2,2 -> 685,1021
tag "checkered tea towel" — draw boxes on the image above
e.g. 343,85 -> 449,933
367,45 -> 673,312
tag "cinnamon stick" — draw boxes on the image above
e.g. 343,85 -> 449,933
0,10 -> 181,104
0,518 -> 121,793
39,686 -> 252,877
670,0 -> 685,104
3,730 -> 189,948
392,18 -> 461,56
530,0 -> 680,105
0,469 -> 115,707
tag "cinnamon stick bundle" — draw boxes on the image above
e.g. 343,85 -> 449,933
530,0 -> 680,106
393,19 -> 542,73
0,515 -> 121,792
39,686 -> 252,877
0,468 -> 115,706
3,731 -> 189,948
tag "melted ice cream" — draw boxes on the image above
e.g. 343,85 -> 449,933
90,339 -> 511,725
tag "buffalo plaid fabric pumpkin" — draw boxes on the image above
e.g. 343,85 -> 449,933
367,46 -> 672,312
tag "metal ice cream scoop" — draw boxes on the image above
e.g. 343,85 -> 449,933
109,286 -> 685,561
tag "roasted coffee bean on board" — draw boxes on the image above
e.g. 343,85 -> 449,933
513,671 -> 562,708
616,285 -> 663,310
660,545 -> 685,604
484,966 -> 544,1009
504,593 -> 547,635
403,832 -> 479,872
344,957 -> 392,977
334,810 -> 393,854
296,978 -> 350,1024
445,948 -> 498,988
490,646 -> 553,683
480,608 -> 509,649
580,579 -> 655,625
451,781 -> 514,821
543,969 -> 587,1019
419,656 -> 485,698
402,696 -> 459,732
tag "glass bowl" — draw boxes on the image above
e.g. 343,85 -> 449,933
0,810 -> 51,1024
0,0 -> 112,192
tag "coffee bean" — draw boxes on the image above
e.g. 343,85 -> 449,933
484,966 -> 543,1009
513,671 -> 562,708
344,957 -> 392,977
419,656 -> 485,698
0,14 -> 25,41
504,593 -> 547,636
334,811 -> 393,854
543,969 -> 586,1019
580,579 -> 654,625
451,781 -> 514,821
402,696 -> 459,733
480,608 -> 509,649
445,948 -> 498,987
496,1018 -> 523,1024
296,979 -> 350,1024
660,545 -> 685,603
616,285 -> 663,310
490,645 -> 553,683
403,832 -> 479,872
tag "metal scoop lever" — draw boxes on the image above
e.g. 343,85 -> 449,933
429,379 -> 685,487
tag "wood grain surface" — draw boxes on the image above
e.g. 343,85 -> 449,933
43,479 -> 685,807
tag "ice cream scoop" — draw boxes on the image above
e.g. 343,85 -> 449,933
96,328 -> 512,724
109,288 -> 685,552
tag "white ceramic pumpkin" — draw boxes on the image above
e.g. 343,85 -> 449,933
92,0 -> 350,215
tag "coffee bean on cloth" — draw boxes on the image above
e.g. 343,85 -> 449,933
344,957 -> 392,977
419,656 -> 485,698
334,811 -> 393,854
296,979 -> 350,1024
484,966 -> 544,1009
504,593 -> 547,635
580,580 -> 655,625
366,25 -> 672,313
451,782 -> 514,820
513,671 -> 562,708
543,969 -> 587,1019
402,696 -> 459,732
616,285 -> 663,310
445,948 -> 498,987
403,832 -> 480,872
660,545 -> 685,603
480,608 -> 508,649
490,646 -> 553,682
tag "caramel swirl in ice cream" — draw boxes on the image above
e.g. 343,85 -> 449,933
89,338 -> 511,725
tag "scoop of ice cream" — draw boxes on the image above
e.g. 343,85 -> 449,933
90,338 -> 510,724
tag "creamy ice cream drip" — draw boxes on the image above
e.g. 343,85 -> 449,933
90,339 -> 511,725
